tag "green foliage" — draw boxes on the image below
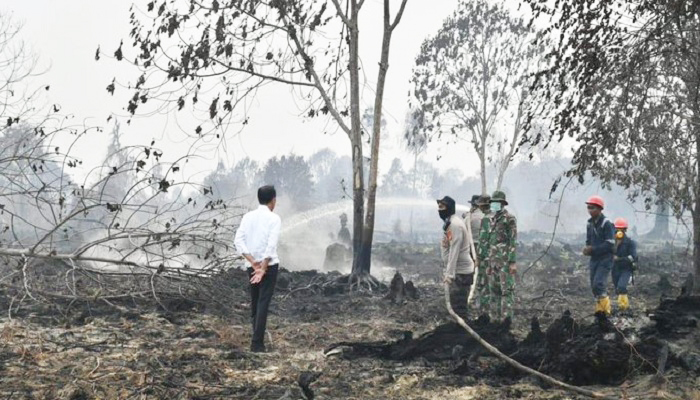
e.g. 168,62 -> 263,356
522,0 -> 700,217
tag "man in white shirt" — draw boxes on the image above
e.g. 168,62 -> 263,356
234,185 -> 282,352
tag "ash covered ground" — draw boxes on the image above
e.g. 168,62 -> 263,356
0,241 -> 699,399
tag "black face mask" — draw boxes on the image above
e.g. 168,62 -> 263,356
438,209 -> 451,220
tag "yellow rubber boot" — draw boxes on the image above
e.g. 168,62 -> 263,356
618,294 -> 629,312
596,296 -> 611,316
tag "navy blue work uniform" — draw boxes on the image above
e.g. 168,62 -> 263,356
586,215 -> 614,297
613,236 -> 637,294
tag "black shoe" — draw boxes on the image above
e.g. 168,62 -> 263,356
250,343 -> 266,353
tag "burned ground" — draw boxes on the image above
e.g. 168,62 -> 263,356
0,242 -> 699,399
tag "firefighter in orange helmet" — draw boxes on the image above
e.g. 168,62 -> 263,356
583,195 -> 615,316
612,217 -> 638,313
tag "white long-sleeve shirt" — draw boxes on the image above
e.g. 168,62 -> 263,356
440,214 -> 475,278
234,205 -> 282,266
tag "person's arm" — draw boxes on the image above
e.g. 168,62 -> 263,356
591,220 -> 614,256
440,232 -> 449,263
445,224 -> 464,280
629,239 -> 638,266
508,216 -> 517,273
464,212 -> 476,263
583,223 -> 593,255
250,215 -> 281,284
585,224 -> 592,246
234,215 -> 255,265
261,215 -> 282,271
478,218 -> 490,261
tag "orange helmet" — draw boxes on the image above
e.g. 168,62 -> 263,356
586,195 -> 605,209
614,218 -> 628,229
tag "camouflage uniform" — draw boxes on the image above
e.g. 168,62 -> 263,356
487,198 -> 517,320
476,211 -> 491,315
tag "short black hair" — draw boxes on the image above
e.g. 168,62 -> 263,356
257,185 -> 276,204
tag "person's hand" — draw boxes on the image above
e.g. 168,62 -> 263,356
583,246 -> 593,256
250,268 -> 265,284
244,254 -> 258,268
444,275 -> 454,285
613,255 -> 618,262
252,260 -> 262,271
509,263 -> 517,275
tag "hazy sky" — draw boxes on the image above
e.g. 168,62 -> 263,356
0,1 -> 670,235
2,0 -> 496,184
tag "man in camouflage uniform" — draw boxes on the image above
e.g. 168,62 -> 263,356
476,195 -> 492,317
487,191 -> 517,321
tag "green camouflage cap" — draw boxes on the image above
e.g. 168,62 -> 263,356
491,190 -> 508,205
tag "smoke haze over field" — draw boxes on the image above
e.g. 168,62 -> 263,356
0,0 -> 685,278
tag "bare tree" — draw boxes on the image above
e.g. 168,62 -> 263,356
0,14 -> 247,313
410,0 -> 546,194
105,0 -> 410,286
0,119 -> 247,309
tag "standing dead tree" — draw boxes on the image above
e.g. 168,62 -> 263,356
410,0 -> 547,194
104,0 -> 410,288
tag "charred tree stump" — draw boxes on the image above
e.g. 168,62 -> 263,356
548,319 -> 631,386
443,283 -> 617,399
297,371 -> 321,400
384,272 -> 419,304
680,274 -> 694,297
326,291 -> 700,398
404,280 -> 419,300
385,272 -> 405,304
652,342 -> 669,386
648,295 -> 700,336
656,274 -> 674,296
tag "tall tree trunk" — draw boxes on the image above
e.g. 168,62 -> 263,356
694,201 -> 700,294
647,202 -> 670,239
695,135 -> 700,293
495,97 -> 524,191
480,53 -> 490,196
358,0 -> 398,275
479,151 -> 487,195
349,1 -> 365,276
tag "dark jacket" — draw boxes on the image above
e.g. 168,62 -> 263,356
614,236 -> 638,270
586,214 -> 614,261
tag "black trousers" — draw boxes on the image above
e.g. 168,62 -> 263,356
449,273 -> 474,321
248,264 -> 279,346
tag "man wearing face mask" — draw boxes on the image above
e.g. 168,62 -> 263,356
612,217 -> 638,314
486,191 -> 518,321
463,194 -> 485,245
437,196 -> 474,321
